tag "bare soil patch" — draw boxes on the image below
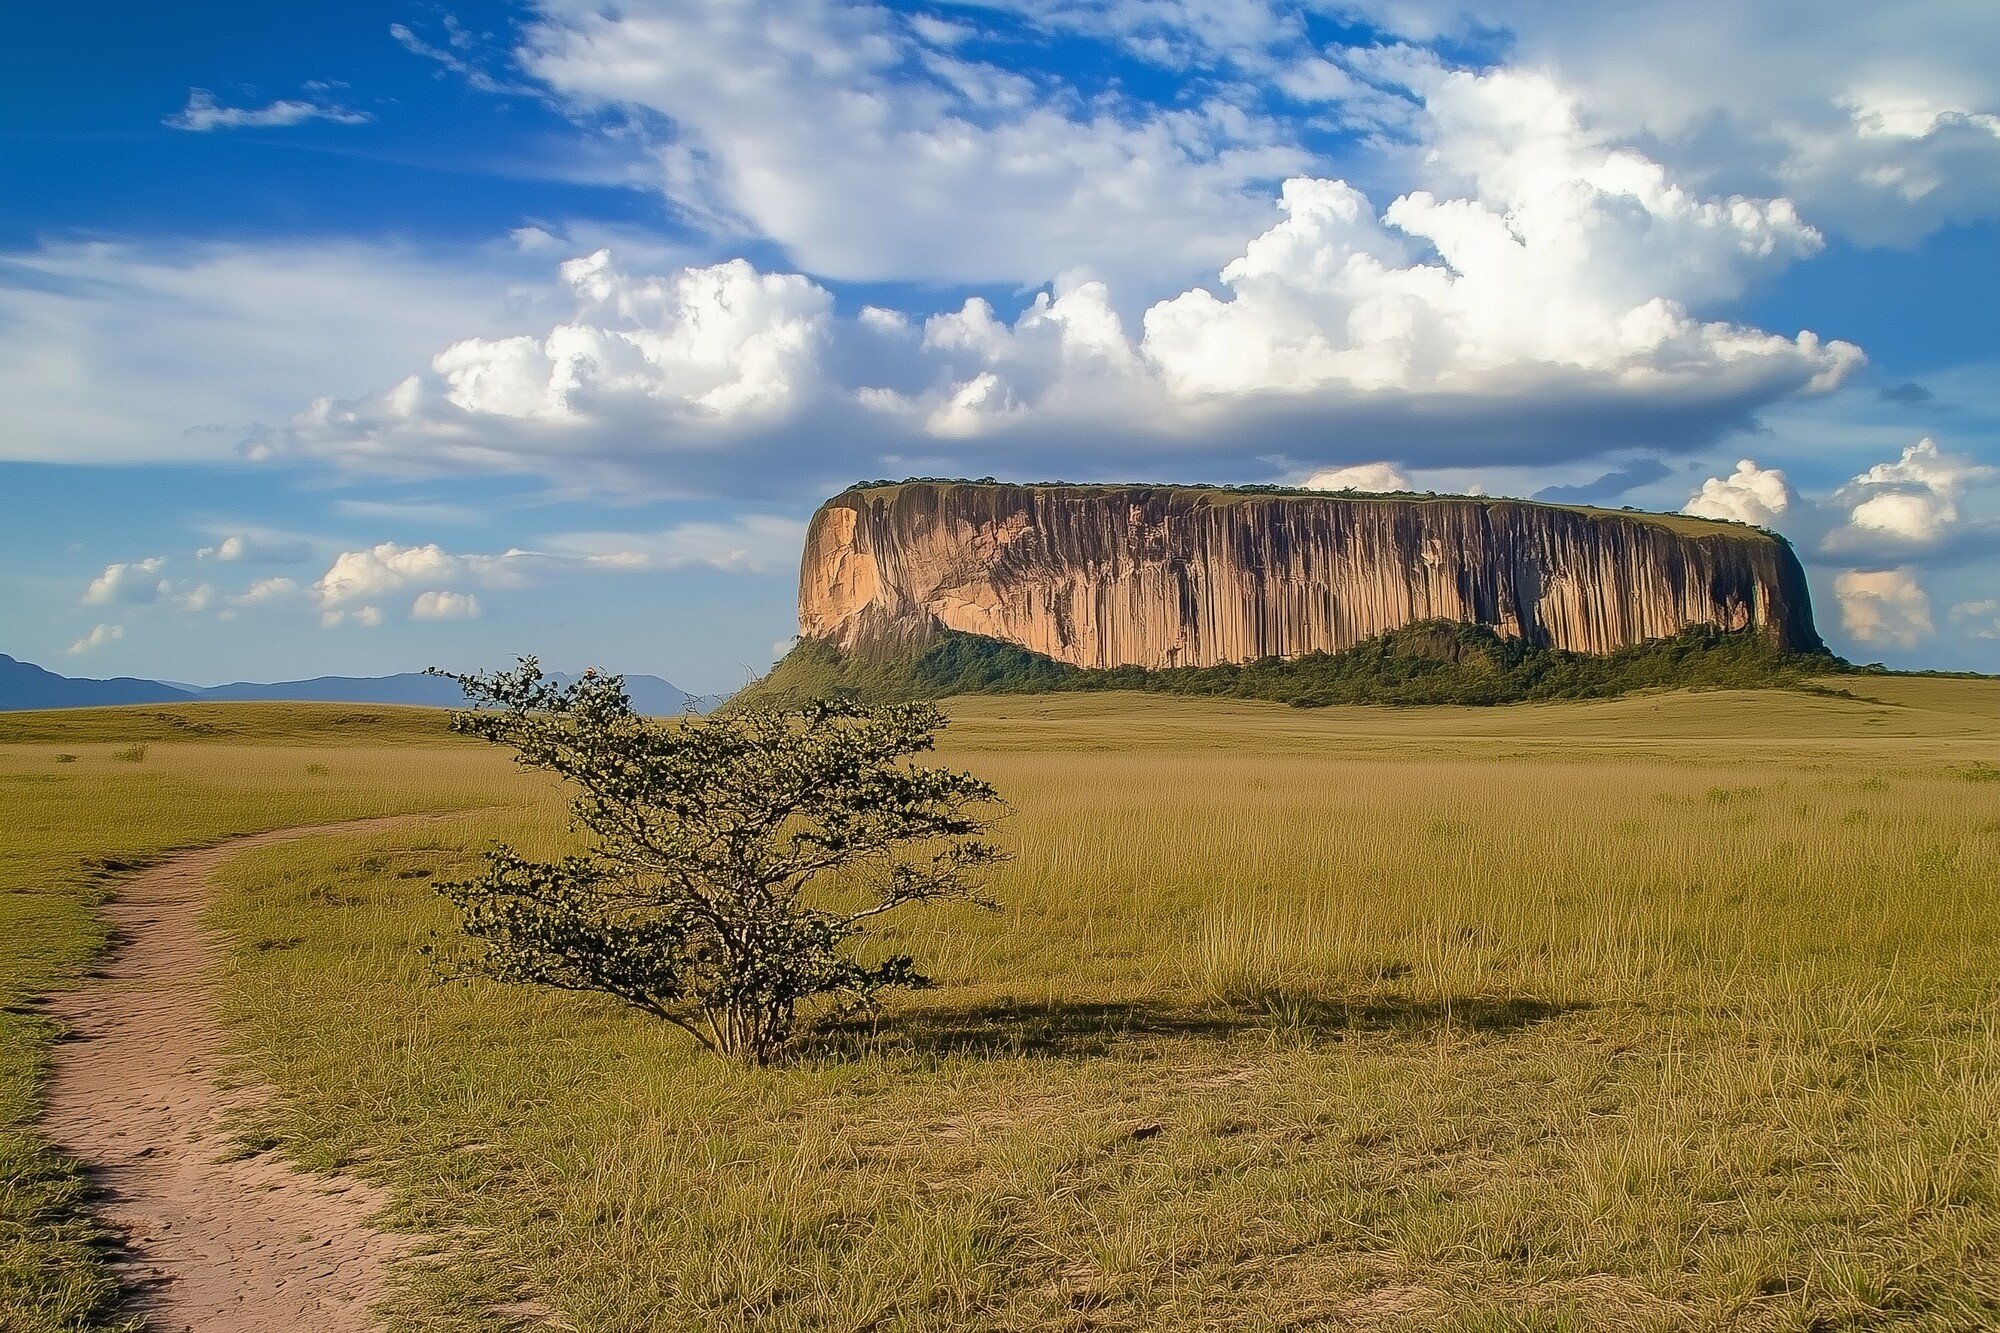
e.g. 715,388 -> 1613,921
42,818 -> 438,1333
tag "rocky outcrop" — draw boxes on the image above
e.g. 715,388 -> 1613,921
798,482 -> 1822,669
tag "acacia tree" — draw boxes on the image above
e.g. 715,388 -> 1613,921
428,660 -> 1006,1064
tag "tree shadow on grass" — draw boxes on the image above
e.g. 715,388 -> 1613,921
806,993 -> 1585,1062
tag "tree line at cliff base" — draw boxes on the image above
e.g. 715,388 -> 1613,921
737,620 -> 1859,710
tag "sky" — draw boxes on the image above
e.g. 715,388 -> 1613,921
3,0 -> 1997,693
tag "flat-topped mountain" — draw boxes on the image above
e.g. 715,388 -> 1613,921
798,481 -> 1822,671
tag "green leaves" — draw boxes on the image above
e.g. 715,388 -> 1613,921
429,661 -> 1006,1063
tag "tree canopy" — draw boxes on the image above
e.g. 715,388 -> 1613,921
430,660 -> 1006,1063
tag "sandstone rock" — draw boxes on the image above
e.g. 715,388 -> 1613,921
798,482 -> 1821,669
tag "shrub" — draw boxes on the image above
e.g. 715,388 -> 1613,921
428,660 -> 1007,1064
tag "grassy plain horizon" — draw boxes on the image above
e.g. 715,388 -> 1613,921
4,679 -> 1999,1329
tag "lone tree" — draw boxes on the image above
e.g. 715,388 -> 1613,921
429,660 -> 1006,1064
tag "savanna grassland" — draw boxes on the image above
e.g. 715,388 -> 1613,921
5,680 -> 2000,1331
0,705 -> 536,1329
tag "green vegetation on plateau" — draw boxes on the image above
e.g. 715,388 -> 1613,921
5,681 -> 2000,1329
737,621 -> 1847,711
836,476 -> 1757,540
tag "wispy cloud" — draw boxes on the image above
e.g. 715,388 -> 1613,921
390,18 -> 537,97
165,88 -> 370,132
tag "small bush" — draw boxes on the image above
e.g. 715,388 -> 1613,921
428,660 -> 1008,1065
111,744 -> 147,763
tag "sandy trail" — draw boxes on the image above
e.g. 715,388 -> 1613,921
43,815 -> 447,1333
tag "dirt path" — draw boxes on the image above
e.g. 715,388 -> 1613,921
43,816 -> 449,1333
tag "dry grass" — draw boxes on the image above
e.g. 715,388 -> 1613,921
5,679 -> 2000,1329
0,712 -> 537,1328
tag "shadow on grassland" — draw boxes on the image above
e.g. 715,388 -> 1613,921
807,993 -> 1584,1062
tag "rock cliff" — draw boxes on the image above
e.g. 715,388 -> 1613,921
798,482 -> 1821,669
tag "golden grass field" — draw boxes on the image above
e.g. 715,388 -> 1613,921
3,679 -> 1998,1330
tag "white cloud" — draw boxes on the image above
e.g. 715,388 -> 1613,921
274,58 -> 1856,495
411,590 -> 482,620
1683,459 -> 1792,526
1834,569 -> 1934,648
431,251 -> 829,422
166,88 -> 370,132
229,576 -> 300,607
82,557 -> 167,606
1847,492 -> 1953,543
171,583 -> 219,614
1852,436 -> 1994,496
520,0 -> 1306,286
544,515 -> 808,573
1826,437 -> 1996,549
390,18 -> 532,97
314,541 -> 525,608
1139,71 -> 1853,401
196,533 -> 312,563
1304,462 -> 1409,492
315,543 -> 458,606
67,624 -> 124,655
1334,0 -> 2000,246
0,240 -> 551,465
321,605 -> 384,629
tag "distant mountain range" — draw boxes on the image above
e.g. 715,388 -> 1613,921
0,654 -> 717,715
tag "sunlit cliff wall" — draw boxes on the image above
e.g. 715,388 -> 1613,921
799,482 -> 1821,669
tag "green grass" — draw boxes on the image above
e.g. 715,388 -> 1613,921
6,683 -> 2000,1329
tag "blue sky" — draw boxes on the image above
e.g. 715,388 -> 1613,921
3,0 -> 1997,691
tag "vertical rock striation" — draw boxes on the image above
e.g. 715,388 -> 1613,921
799,482 -> 1821,668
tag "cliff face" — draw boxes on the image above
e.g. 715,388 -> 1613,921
799,483 -> 1822,669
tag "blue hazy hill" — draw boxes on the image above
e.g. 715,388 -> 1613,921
0,655 -> 713,715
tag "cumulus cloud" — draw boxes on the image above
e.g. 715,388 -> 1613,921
1304,462 -> 1410,492
1824,437 -> 1997,552
433,251 -> 830,423
196,533 -> 312,563
82,557 -> 168,606
67,624 -> 124,655
1683,460 -> 1792,526
228,576 -> 300,608
1834,568 -> 1934,648
306,524 -> 799,630
411,590 -> 482,620
1331,0 -> 2000,247
314,542 -> 526,610
1138,71 -> 1853,403
288,98 -> 1857,494
321,604 -> 384,629
171,583 -> 219,614
166,88 -> 369,132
